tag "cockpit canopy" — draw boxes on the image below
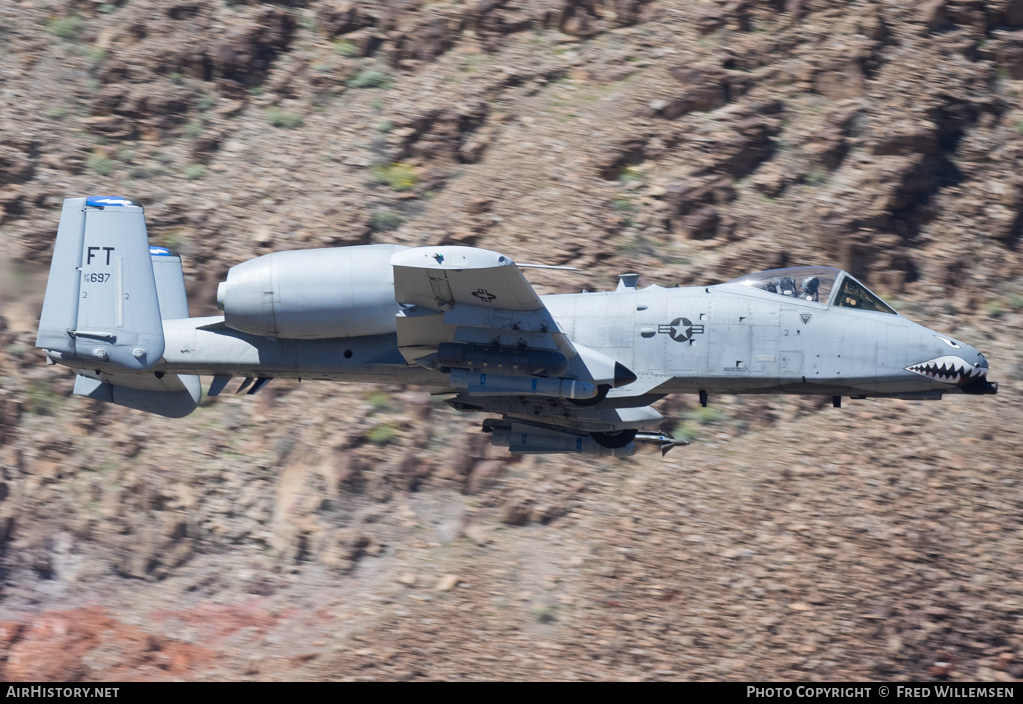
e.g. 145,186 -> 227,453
728,266 -> 897,314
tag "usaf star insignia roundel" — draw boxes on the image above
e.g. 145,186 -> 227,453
659,317 -> 705,344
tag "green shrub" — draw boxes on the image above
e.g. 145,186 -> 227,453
334,39 -> 359,57
183,164 -> 208,180
86,154 -> 113,176
673,423 -> 698,443
266,108 -> 304,129
25,379 -> 60,416
370,210 -> 404,231
83,45 -> 105,65
688,406 -> 725,425
366,423 -> 399,445
533,605 -> 558,624
371,162 -> 417,191
348,69 -> 391,89
183,119 -> 204,138
617,166 -> 643,185
49,16 -> 84,40
367,391 -> 392,412
804,168 -> 827,186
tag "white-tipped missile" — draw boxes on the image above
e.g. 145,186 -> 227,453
489,427 -> 635,456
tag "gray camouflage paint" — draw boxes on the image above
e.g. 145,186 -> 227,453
35,197 -> 994,454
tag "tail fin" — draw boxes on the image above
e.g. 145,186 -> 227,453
38,196 -> 201,418
36,196 -> 164,370
149,245 -> 190,320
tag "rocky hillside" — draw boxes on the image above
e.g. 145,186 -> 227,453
0,0 -> 1021,681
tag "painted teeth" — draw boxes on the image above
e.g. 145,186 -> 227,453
905,356 -> 986,386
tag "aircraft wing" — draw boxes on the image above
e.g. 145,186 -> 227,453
391,246 -> 576,364
392,246 -> 546,312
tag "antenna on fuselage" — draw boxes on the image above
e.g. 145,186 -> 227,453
616,273 -> 640,290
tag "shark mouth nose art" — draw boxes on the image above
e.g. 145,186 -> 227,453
906,355 -> 987,386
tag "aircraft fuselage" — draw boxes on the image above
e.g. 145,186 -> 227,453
146,281 -> 989,403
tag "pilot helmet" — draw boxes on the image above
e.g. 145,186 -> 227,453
802,276 -> 819,301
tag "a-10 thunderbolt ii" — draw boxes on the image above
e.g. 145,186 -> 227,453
35,196 -> 997,457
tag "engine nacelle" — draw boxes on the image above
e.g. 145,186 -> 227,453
216,245 -> 408,339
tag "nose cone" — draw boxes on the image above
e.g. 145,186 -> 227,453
905,354 -> 986,386
904,334 -> 996,394
961,352 -> 998,395
976,351 -> 989,375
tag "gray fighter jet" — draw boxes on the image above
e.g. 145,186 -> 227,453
35,197 -> 997,457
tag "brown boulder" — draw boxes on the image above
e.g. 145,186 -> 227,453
614,0 -> 657,26
813,64 -> 866,100
594,135 -> 647,180
947,0 -> 989,33
388,17 -> 456,65
751,165 -> 792,198
993,0 -> 1023,26
215,8 -> 296,86
994,31 -> 1023,80
806,125 -> 849,171
916,0 -> 948,30
0,398 -> 21,446
562,13 -> 596,38
500,497 -> 532,526
869,120 -> 940,157
318,1 -> 369,38
662,66 -> 728,118
674,205 -> 721,240
664,176 -> 736,218
190,131 -> 222,164
0,146 -> 34,186
710,113 -> 773,179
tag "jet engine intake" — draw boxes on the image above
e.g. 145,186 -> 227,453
216,245 -> 408,339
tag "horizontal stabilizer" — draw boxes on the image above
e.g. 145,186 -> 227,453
73,372 -> 200,418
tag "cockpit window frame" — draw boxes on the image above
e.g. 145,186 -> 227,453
829,272 -> 898,315
726,267 -> 901,316
727,266 -> 842,306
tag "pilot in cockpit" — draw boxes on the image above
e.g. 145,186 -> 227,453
802,276 -> 820,302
